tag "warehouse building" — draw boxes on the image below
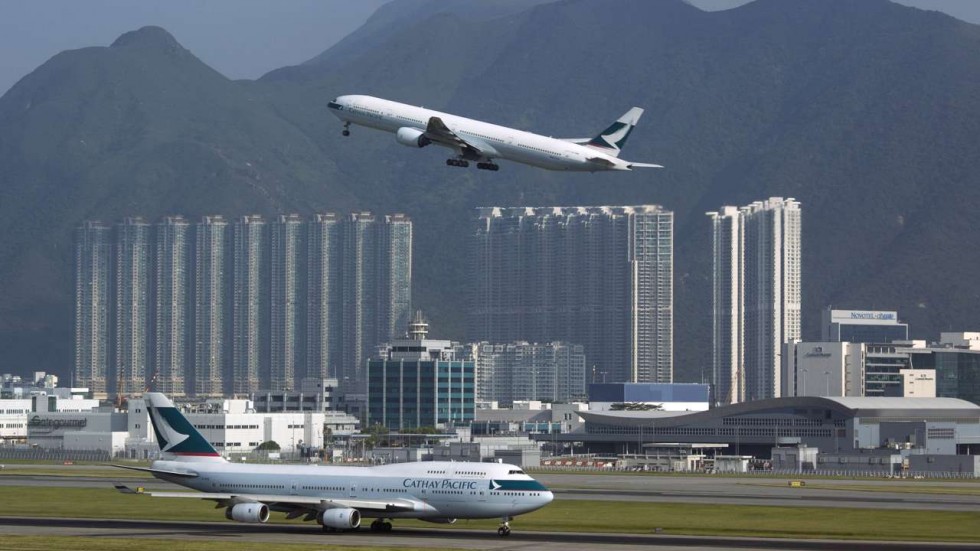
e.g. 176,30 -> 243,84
534,397 -> 980,461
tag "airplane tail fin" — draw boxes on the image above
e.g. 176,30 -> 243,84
584,107 -> 643,158
144,392 -> 225,462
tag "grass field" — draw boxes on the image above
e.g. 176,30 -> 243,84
0,535 -> 445,551
0,485 -> 976,542
0,467 -> 151,478
741,481 -> 980,496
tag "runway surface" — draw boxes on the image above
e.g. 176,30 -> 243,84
536,472 -> 980,511
0,516 -> 975,551
0,467 -> 977,549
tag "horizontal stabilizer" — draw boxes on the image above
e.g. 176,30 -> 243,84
627,162 -> 663,169
112,464 -> 199,478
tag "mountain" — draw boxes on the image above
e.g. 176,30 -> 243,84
0,26 -> 358,371
1,0 -> 980,382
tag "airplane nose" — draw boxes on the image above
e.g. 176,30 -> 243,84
543,491 -> 554,504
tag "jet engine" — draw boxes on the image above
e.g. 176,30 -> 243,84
395,127 -> 431,148
225,503 -> 270,523
319,507 -> 361,530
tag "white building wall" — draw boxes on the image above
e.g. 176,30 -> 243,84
22,400 -> 323,456
1,396 -> 102,441
901,369 -> 936,397
939,332 -> 980,350
188,411 -> 323,453
783,341 -> 864,397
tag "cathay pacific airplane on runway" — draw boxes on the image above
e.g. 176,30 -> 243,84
115,393 -> 552,536
328,94 -> 662,172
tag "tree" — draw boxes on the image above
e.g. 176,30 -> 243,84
255,440 -> 280,451
364,424 -> 390,448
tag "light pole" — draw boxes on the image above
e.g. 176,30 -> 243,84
824,371 -> 830,396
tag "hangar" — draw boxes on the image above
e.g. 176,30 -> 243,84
534,397 -> 980,459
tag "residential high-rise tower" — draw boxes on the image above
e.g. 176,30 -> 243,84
306,213 -> 343,391
270,214 -> 305,392
708,197 -> 801,404
154,215 -> 191,396
73,221 -> 112,397
232,215 -> 268,395
194,215 -> 229,396
114,217 -> 151,397
470,206 -> 673,384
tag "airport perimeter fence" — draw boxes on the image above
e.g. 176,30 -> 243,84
530,464 -> 980,479
0,447 -> 111,463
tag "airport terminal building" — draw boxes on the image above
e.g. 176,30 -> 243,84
537,397 -> 980,459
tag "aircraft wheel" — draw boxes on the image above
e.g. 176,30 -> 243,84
497,526 -> 511,537
342,130 -> 350,137
460,160 -> 470,168
383,521 -> 393,532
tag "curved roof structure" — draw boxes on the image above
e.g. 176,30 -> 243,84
578,397 -> 980,428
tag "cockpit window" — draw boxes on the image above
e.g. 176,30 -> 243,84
508,469 -> 524,475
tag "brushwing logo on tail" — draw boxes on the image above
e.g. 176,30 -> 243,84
588,122 -> 633,151
148,405 -> 189,452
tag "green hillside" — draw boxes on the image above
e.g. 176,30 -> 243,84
1,0 -> 979,380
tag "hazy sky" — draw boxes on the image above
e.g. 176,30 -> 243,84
0,0 -> 977,96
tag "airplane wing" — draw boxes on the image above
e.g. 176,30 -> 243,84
113,485 -> 419,513
424,116 -> 488,158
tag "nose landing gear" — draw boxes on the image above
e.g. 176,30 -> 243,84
342,122 -> 351,137
497,517 -> 512,537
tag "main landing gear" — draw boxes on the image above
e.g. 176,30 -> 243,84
370,519 -> 393,532
446,158 -> 500,170
342,122 -> 351,137
497,516 -> 512,537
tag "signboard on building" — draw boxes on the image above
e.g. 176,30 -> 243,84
830,310 -> 898,324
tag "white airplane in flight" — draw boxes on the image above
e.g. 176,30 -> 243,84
115,393 -> 553,537
328,94 -> 662,172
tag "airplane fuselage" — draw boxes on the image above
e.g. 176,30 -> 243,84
152,459 -> 552,520
329,95 -> 637,171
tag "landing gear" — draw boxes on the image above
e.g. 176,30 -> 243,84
446,158 -> 469,168
477,162 -> 500,171
369,519 -> 393,532
342,122 -> 351,137
497,517 -> 512,537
